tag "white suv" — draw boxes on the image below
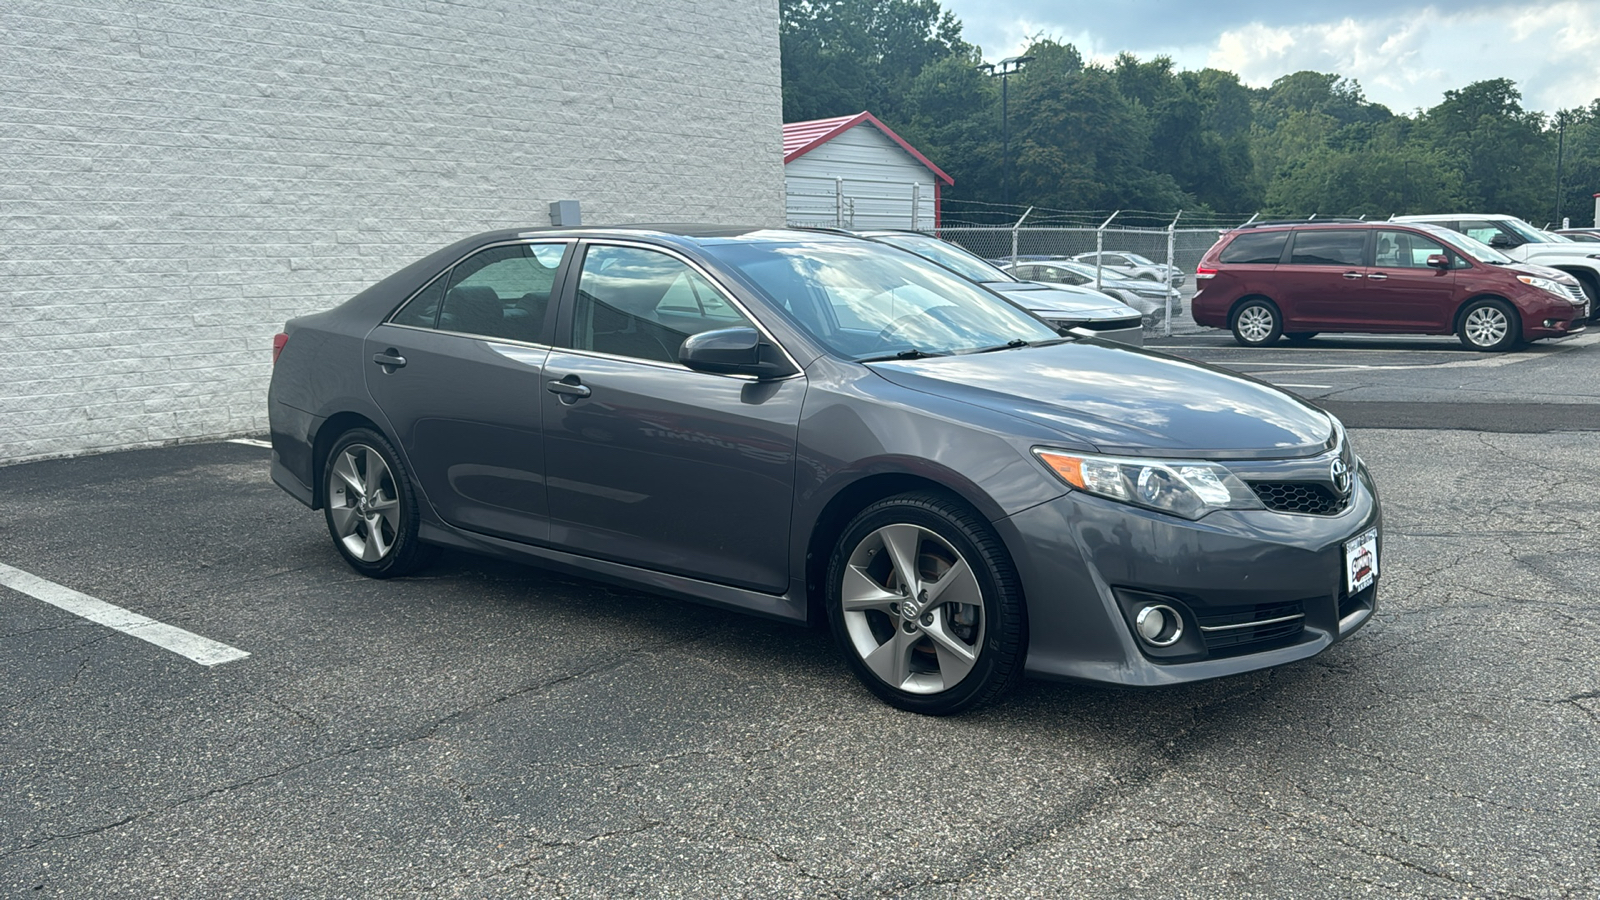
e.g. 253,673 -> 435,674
1392,214 -> 1600,312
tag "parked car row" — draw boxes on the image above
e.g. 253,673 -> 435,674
1191,217 -> 1590,351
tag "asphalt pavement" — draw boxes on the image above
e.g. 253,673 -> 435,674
2,336 -> 1598,897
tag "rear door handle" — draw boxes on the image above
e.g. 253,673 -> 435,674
1342,272 -> 1363,280
372,350 -> 407,369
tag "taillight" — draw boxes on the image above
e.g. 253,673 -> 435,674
272,333 -> 288,364
1194,265 -> 1218,281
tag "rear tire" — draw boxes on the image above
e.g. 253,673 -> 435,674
323,428 -> 436,578
826,492 -> 1025,716
1457,298 -> 1521,352
1231,299 -> 1282,347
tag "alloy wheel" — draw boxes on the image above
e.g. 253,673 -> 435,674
839,523 -> 986,695
328,444 -> 401,562
1463,306 -> 1509,348
1236,306 -> 1275,342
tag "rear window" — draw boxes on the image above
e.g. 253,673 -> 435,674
1288,230 -> 1367,266
1219,231 -> 1289,264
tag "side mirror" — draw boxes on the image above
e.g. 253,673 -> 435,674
1488,234 -> 1518,249
1425,253 -> 1451,270
679,326 -> 796,379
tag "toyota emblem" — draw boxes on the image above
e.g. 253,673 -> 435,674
1330,458 -> 1352,496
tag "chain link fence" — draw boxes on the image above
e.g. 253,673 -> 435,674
933,223 -> 1237,336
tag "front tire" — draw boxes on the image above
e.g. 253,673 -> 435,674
323,428 -> 435,578
1231,299 -> 1282,347
1457,298 -> 1521,352
825,492 -> 1025,715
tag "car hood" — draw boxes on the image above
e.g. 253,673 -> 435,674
868,341 -> 1334,458
979,281 -> 1137,318
1504,261 -> 1581,284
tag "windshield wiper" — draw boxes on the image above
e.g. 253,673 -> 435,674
858,348 -> 944,362
970,338 -> 1032,353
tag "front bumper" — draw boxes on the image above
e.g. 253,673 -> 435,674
1066,319 -> 1145,347
999,463 -> 1381,686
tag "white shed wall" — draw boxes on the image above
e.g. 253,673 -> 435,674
785,125 -> 938,229
0,0 -> 784,465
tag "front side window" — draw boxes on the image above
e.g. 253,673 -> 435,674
1287,230 -> 1367,266
1375,230 -> 1450,269
703,239 -> 1059,361
572,245 -> 753,364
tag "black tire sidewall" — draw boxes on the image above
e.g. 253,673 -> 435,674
323,428 -> 432,578
824,492 -> 1025,716
1231,300 -> 1282,347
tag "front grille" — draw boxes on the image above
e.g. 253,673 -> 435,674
1196,600 -> 1305,654
1248,481 -> 1349,515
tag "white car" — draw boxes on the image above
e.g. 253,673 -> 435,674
1393,214 -> 1600,309
1071,251 -> 1187,286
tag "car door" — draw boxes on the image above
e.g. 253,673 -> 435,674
364,241 -> 570,544
540,242 -> 805,594
1278,229 -> 1375,330
1367,229 -> 1459,331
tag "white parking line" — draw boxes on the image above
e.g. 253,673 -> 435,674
0,562 -> 250,666
228,438 -> 272,448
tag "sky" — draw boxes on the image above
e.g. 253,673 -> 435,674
939,0 -> 1600,116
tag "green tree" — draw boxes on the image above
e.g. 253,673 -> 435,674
779,0 -> 970,123
1415,79 -> 1551,218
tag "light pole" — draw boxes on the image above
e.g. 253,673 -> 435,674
978,55 -> 1033,210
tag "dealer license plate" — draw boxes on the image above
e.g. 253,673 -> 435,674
1345,527 -> 1378,593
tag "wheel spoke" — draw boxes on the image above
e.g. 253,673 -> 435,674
362,447 -> 387,496
328,504 -> 361,539
923,557 -> 977,608
840,564 -> 900,613
877,524 -> 924,597
925,615 -> 978,689
361,514 -> 391,561
861,628 -> 913,689
333,451 -> 364,499
369,496 -> 401,534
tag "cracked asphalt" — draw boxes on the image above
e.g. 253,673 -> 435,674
2,339 -> 1599,897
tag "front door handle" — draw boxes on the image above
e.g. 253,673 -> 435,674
1342,272 -> 1362,280
547,377 -> 592,402
372,350 -> 407,369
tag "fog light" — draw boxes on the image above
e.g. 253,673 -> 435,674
1544,319 -> 1559,328
1135,604 -> 1183,647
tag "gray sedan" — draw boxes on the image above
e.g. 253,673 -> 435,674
268,226 -> 1381,715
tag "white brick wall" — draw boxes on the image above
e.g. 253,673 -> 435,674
0,0 -> 785,464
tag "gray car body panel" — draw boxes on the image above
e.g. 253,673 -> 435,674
268,226 -> 1378,686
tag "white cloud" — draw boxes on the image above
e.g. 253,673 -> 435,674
1205,4 -> 1600,113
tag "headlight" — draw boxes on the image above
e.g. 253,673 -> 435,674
1516,274 -> 1567,296
1034,448 -> 1263,519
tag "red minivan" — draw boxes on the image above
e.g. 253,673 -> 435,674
1191,220 -> 1589,351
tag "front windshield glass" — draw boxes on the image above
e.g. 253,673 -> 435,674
870,234 -> 1017,284
1503,217 -> 1559,243
1429,226 -> 1514,264
704,239 -> 1060,361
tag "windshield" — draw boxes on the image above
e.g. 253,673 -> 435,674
1502,217 -> 1563,244
1432,227 -> 1515,264
869,233 -> 1017,284
704,239 -> 1060,361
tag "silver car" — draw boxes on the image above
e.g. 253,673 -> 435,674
1072,251 -> 1187,286
1002,258 -> 1183,325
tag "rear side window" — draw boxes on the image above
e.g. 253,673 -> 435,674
1219,232 -> 1289,264
1288,230 -> 1367,266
